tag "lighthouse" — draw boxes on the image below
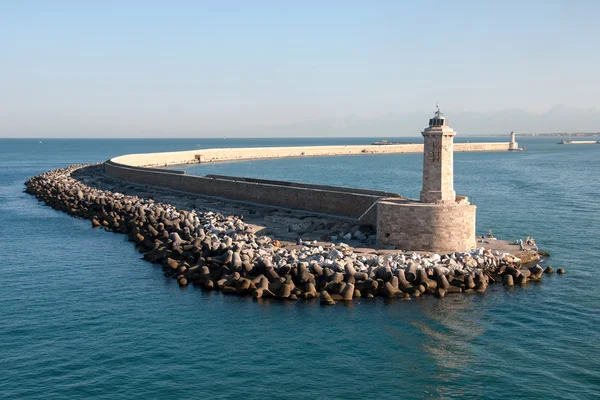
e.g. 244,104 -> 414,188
420,105 -> 456,203
509,131 -> 519,150
376,106 -> 476,253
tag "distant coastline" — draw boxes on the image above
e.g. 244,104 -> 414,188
516,132 -> 600,137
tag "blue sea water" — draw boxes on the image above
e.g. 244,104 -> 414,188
1,137 -> 599,400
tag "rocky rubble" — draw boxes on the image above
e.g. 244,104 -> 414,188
25,164 -> 561,304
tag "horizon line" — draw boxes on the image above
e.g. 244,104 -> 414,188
2,133 -> 594,140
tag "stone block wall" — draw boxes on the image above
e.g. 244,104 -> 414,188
205,175 -> 399,197
104,161 -> 399,226
376,199 -> 476,253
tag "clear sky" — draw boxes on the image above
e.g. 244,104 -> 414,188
1,0 -> 599,137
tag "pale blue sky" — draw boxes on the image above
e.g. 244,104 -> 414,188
1,0 -> 599,137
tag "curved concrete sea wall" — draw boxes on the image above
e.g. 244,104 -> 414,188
111,142 -> 511,168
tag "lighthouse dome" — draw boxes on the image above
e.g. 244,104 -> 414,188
428,105 -> 447,127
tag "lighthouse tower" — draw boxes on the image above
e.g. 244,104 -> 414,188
509,131 -> 519,150
376,105 -> 476,253
420,105 -> 456,203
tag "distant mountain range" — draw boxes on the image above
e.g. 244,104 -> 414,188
3,105 -> 599,138
228,105 -> 600,137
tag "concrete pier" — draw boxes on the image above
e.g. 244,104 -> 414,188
110,141 -> 516,168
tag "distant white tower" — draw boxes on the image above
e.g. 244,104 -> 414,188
509,131 -> 519,150
420,105 -> 456,203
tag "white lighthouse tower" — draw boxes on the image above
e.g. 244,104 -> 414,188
509,131 -> 519,150
420,105 -> 456,203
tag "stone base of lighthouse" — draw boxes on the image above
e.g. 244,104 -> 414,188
376,198 -> 477,253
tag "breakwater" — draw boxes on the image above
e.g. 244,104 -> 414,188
104,141 -> 514,231
24,164 -> 562,304
111,142 -> 514,167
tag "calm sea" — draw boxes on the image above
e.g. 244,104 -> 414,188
1,137 -> 599,400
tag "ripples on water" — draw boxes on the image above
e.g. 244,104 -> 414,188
0,138 -> 599,399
